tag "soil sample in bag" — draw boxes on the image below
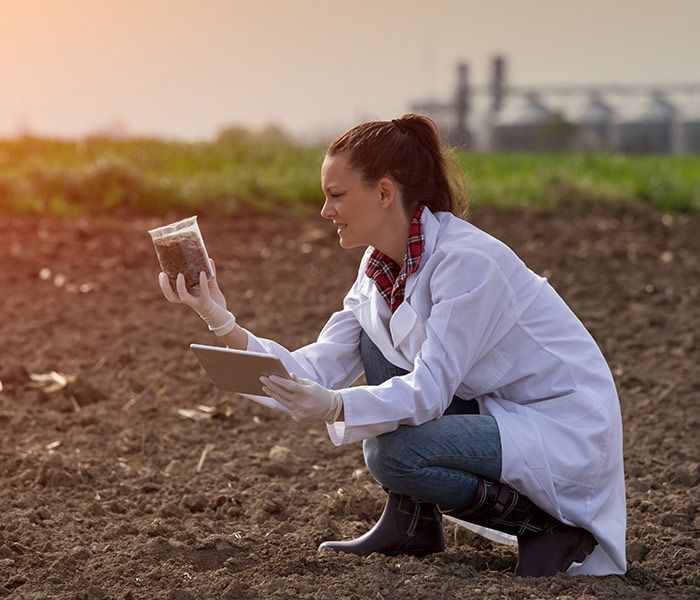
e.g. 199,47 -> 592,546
153,231 -> 210,289
149,215 -> 213,290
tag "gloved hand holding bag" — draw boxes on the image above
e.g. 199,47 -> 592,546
159,258 -> 236,336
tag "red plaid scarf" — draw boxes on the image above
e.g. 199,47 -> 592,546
365,205 -> 426,313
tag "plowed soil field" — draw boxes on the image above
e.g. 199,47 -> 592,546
1,201 -> 698,599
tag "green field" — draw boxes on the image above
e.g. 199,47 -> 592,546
0,137 -> 698,217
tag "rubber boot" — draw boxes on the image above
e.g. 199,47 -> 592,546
441,478 -> 597,576
515,524 -> 597,576
318,491 -> 445,557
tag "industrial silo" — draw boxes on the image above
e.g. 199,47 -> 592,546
680,105 -> 700,153
493,93 -> 569,151
618,91 -> 682,153
574,91 -> 617,151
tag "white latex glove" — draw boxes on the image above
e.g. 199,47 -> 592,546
158,258 -> 236,336
259,373 -> 343,423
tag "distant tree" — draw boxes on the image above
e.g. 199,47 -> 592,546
84,118 -> 129,142
216,125 -> 253,143
257,123 -> 293,145
216,122 -> 294,145
541,112 -> 579,151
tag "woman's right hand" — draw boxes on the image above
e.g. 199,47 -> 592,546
159,258 -> 237,336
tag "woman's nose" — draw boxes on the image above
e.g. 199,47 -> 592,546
320,200 -> 334,219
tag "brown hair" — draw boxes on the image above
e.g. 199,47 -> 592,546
326,113 -> 469,219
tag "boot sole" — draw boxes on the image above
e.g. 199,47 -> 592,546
382,546 -> 445,558
515,534 -> 597,576
319,543 -> 445,558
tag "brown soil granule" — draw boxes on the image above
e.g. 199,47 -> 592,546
153,231 -> 209,288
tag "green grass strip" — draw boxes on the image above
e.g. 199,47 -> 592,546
0,137 -> 697,216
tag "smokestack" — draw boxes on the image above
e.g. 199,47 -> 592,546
492,55 -> 506,113
455,62 -> 470,140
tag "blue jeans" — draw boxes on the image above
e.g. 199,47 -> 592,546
360,330 -> 503,509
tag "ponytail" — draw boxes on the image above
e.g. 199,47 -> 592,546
326,113 -> 469,219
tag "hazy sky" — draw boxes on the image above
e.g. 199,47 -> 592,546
1,0 -> 698,141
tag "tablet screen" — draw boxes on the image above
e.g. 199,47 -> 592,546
190,343 -> 291,396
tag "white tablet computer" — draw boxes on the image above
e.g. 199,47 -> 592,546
190,343 -> 292,396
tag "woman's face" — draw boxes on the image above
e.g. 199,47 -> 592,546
320,153 -> 385,250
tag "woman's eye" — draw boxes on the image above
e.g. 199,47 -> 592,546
330,193 -> 344,198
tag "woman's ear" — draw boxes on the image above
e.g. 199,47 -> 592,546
378,177 -> 397,207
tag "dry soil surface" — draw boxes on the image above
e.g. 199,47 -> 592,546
1,201 -> 698,599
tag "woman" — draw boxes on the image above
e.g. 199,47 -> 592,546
158,114 -> 626,577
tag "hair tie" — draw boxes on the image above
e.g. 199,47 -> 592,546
391,118 -> 408,134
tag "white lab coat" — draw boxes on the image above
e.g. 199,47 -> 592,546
244,208 -> 626,576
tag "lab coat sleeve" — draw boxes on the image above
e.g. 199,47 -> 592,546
327,248 -> 520,445
243,253 -> 369,390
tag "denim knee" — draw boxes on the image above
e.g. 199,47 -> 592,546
362,429 -> 415,491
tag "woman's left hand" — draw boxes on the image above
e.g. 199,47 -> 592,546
260,373 -> 342,423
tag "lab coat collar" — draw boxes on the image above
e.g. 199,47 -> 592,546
387,208 -> 440,350
389,298 -> 419,350
356,209 -> 442,355
402,207 -> 440,301
351,293 -> 414,369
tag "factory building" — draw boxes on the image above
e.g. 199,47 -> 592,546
617,91 -> 682,154
492,93 -> 559,151
412,57 -> 699,154
680,108 -> 700,153
574,92 -> 618,152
